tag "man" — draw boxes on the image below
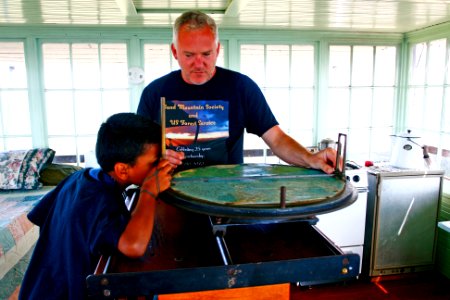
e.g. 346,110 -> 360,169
137,10 -> 337,173
19,113 -> 173,299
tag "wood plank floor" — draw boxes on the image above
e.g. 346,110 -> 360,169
290,271 -> 450,300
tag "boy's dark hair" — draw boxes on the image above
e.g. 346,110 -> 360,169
96,113 -> 161,172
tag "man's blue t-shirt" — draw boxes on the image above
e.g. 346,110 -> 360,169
19,169 -> 130,300
137,67 -> 278,167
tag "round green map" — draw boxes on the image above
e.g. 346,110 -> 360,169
169,164 -> 346,208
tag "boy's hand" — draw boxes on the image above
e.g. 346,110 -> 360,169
140,159 -> 174,199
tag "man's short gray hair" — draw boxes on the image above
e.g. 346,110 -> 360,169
172,10 -> 219,46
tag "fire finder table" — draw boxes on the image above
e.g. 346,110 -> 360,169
87,164 -> 359,299
87,204 -> 360,299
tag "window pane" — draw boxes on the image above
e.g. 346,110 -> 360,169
77,136 -> 98,158
326,88 -> 350,130
1,90 -> 31,135
101,43 -> 128,88
266,45 -> 289,87
42,43 -> 73,89
444,88 -> 450,132
446,46 -> 450,85
329,46 -> 351,87
352,46 -> 373,86
244,132 -> 266,150
371,128 -> 393,161
4,137 -> 32,150
48,137 -> 76,156
374,46 -> 397,86
289,88 -> 314,146
322,128 -> 350,146
0,42 -> 27,89
216,44 -> 225,67
72,43 -> 100,89
410,42 -> 427,85
423,87 -> 443,132
144,44 -> 172,85
348,128 -> 371,160
264,88 -> 290,128
240,44 -> 265,87
423,131 -> 441,151
291,45 -> 314,87
427,39 -> 446,85
372,87 -> 395,127
405,87 -> 424,131
440,134 -> 450,177
350,88 -> 372,128
74,91 -> 102,135
45,91 -> 75,135
289,88 -> 314,132
101,90 -> 131,118
291,130 -> 314,148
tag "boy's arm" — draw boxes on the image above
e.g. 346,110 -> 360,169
117,161 -> 173,258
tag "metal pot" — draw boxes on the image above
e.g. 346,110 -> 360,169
318,138 -> 337,151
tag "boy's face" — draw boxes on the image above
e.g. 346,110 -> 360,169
126,144 -> 160,186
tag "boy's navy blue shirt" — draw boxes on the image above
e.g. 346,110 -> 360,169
19,168 -> 130,300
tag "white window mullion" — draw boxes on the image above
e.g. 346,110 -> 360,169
26,37 -> 47,148
69,43 -> 81,165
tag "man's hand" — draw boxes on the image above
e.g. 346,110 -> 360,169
164,149 -> 185,169
309,147 -> 340,174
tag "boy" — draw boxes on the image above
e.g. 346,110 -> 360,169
19,113 -> 174,300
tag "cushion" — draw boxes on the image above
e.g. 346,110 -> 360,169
39,163 -> 82,186
0,148 -> 55,190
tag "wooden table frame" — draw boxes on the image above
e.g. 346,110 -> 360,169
87,201 -> 360,299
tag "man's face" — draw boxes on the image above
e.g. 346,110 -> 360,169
171,24 -> 220,85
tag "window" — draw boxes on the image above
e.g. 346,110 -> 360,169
2,32 -> 435,174
42,42 -> 130,164
408,39 -> 450,176
143,44 -> 178,85
240,44 -> 315,163
327,45 -> 397,163
0,41 -> 32,151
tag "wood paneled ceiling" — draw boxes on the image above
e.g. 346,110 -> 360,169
1,0 -> 450,33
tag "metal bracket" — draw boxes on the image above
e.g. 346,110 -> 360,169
334,133 -> 347,180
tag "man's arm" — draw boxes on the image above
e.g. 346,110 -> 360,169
262,125 -> 337,174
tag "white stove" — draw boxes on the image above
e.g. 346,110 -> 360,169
314,163 -> 369,274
